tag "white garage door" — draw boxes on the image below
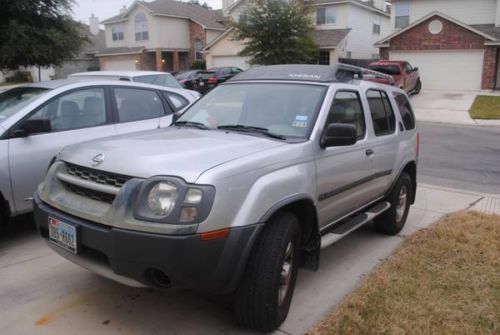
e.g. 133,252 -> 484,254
212,56 -> 250,70
102,58 -> 136,71
390,50 -> 484,90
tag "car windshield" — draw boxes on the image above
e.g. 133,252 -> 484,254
134,74 -> 183,89
0,87 -> 49,121
369,65 -> 401,75
176,83 -> 327,139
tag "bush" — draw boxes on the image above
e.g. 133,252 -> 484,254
190,60 -> 206,70
6,70 -> 32,83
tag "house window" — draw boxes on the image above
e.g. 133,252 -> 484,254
373,23 -> 381,34
317,7 -> 336,25
395,0 -> 410,29
318,50 -> 330,65
135,13 -> 149,41
194,38 -> 203,61
112,25 -> 124,41
346,51 -> 352,59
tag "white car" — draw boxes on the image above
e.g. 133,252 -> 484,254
0,79 -> 196,225
69,71 -> 201,99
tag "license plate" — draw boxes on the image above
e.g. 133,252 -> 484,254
48,217 -> 78,253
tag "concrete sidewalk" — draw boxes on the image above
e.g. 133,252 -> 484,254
0,184 -> 497,335
410,90 -> 500,127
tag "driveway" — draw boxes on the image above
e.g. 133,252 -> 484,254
410,90 -> 500,126
1,184 -> 496,335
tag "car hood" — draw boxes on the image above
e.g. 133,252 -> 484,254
60,127 -> 287,183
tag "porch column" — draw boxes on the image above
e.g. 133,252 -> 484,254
155,48 -> 163,71
173,50 -> 180,72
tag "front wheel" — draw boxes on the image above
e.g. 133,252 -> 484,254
374,172 -> 412,235
413,78 -> 422,94
235,212 -> 301,332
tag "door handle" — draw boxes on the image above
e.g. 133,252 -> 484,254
365,149 -> 374,156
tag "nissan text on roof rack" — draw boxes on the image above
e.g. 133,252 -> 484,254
34,64 -> 419,332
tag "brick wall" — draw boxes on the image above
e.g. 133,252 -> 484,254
138,52 -> 156,71
189,21 -> 206,67
482,47 -> 498,89
389,15 -> 485,51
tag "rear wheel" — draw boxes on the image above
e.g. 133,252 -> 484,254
374,172 -> 412,235
413,78 -> 422,94
235,212 -> 301,332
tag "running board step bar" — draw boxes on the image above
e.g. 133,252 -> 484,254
320,201 -> 391,249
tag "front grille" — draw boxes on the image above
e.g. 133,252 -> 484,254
63,182 -> 116,204
66,163 -> 131,188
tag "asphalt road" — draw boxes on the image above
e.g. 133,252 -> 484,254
417,122 -> 500,194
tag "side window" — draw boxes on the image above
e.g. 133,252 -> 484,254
162,92 -> 189,111
366,90 -> 396,136
393,92 -> 415,130
29,88 -> 107,132
232,67 -> 242,74
326,91 -> 366,139
113,88 -> 165,123
405,63 -> 413,73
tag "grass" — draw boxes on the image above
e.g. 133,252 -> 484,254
309,211 -> 500,335
469,95 -> 500,119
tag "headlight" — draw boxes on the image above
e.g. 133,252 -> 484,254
147,182 -> 178,216
134,177 -> 215,224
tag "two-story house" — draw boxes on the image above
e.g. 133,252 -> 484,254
97,0 -> 226,72
203,0 -> 391,69
375,0 -> 500,90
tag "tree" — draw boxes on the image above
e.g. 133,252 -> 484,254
0,0 -> 88,69
230,0 -> 318,65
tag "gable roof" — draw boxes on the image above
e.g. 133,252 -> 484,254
375,11 -> 498,47
471,24 -> 500,45
101,0 -> 226,30
313,28 -> 351,48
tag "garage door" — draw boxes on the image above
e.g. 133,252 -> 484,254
212,56 -> 250,70
102,58 -> 137,71
390,50 -> 484,90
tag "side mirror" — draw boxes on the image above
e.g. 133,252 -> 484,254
320,123 -> 357,148
413,67 -> 419,72
11,118 -> 51,138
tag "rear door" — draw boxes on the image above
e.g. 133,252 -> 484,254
111,87 -> 173,135
8,86 -> 116,213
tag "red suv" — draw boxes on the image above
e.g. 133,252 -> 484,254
368,60 -> 421,94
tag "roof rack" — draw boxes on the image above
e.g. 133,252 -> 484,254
228,64 -> 394,85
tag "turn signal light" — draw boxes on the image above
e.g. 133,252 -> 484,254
200,228 -> 230,241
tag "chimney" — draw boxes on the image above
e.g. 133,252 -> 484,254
496,0 -> 500,27
89,13 -> 99,35
120,5 -> 127,14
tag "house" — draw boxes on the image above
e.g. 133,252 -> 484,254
55,17 -> 106,78
98,0 -> 226,72
375,0 -> 500,90
203,0 -> 391,69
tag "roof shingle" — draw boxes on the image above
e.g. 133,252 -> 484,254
313,28 -> 351,48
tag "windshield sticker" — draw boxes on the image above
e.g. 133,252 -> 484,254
295,115 -> 308,121
292,121 -> 308,128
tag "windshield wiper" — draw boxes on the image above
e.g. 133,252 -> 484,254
173,121 -> 209,130
218,124 -> 287,140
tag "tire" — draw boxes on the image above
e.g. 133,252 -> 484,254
374,172 -> 412,235
235,212 -> 301,332
413,78 -> 422,95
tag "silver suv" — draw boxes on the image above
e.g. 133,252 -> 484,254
34,65 -> 418,332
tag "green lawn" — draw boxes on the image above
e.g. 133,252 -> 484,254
469,95 -> 500,119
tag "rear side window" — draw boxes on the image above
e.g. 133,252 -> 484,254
393,92 -> 415,130
366,90 -> 396,136
162,92 -> 189,111
113,88 -> 166,123
326,91 -> 366,139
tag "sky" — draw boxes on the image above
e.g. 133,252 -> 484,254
72,0 -> 223,24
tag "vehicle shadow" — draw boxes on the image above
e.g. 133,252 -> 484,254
0,214 -> 38,245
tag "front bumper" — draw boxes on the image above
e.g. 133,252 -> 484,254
34,194 -> 262,294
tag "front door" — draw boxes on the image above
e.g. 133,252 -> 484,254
315,90 -> 378,229
8,87 -> 116,214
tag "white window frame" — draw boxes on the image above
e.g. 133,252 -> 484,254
135,13 -> 149,41
111,25 -> 124,41
394,0 -> 410,29
317,7 -> 336,25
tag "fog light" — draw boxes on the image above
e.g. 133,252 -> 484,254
180,207 -> 198,222
184,188 -> 203,204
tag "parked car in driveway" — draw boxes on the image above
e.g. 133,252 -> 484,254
193,67 -> 243,94
174,70 -> 202,90
368,60 -> 421,94
34,64 -> 418,331
0,79 -> 196,227
69,71 -> 201,99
